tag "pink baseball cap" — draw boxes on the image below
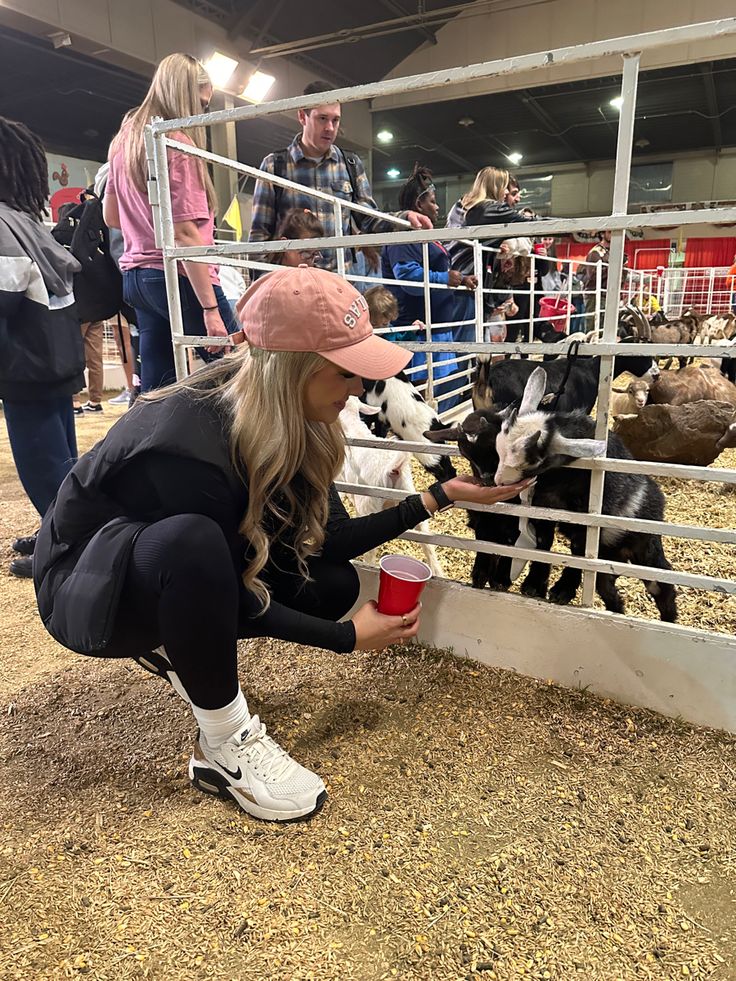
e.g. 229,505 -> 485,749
235,265 -> 411,379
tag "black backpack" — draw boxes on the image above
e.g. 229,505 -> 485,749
52,193 -> 123,323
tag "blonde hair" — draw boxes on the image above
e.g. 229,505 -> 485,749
365,285 -> 398,326
109,52 -> 217,211
142,347 -> 344,610
461,166 -> 510,212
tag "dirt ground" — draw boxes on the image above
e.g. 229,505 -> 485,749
1,399 -> 736,981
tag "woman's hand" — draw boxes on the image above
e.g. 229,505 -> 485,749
448,269 -> 463,287
352,600 -> 421,651
461,274 -> 478,290
203,307 -> 230,355
443,474 -> 535,506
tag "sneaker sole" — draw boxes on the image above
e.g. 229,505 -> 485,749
188,761 -> 328,823
133,649 -> 191,704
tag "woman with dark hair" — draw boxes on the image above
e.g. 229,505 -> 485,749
382,164 -> 476,410
0,117 -> 85,578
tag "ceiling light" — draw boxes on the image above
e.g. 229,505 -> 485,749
458,116 -> 475,128
507,152 -> 523,166
387,168 -> 401,179
204,52 -> 238,90
376,129 -> 394,144
240,70 -> 276,103
49,31 -> 72,49
609,96 -> 624,110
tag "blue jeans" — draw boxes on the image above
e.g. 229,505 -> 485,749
122,269 -> 239,392
3,397 -> 77,518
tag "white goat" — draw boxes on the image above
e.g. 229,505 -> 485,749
610,378 -> 651,417
694,313 -> 736,345
339,397 -> 443,577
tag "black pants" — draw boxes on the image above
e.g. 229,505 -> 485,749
105,514 -> 359,708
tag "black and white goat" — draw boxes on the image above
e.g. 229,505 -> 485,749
362,371 -> 457,481
340,397 -> 443,576
426,367 -> 677,621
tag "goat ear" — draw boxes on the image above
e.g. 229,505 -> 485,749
501,406 -> 518,430
357,402 -> 382,416
423,425 -> 463,443
611,386 -> 628,394
519,367 -> 547,415
549,433 -> 607,459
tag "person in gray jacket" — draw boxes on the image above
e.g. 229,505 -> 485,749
0,117 -> 85,577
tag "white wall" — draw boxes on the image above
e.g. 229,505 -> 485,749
374,0 -> 736,111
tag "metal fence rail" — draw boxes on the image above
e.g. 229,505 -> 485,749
147,17 -> 736,614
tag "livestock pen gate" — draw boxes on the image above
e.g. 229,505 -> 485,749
146,18 -> 736,734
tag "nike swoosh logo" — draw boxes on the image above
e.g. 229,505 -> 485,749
217,761 -> 242,780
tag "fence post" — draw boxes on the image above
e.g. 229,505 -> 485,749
707,266 -> 716,315
581,51 -> 641,609
529,253 -> 536,344
334,201 -> 346,277
473,240 -> 484,344
422,241 -> 435,408
149,124 -> 189,382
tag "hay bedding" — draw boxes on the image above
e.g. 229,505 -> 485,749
1,404 -> 736,980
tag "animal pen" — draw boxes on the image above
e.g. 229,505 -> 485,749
146,18 -> 736,734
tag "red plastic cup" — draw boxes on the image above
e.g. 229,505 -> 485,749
377,554 -> 432,616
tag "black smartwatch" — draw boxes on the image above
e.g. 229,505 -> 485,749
427,481 -> 454,513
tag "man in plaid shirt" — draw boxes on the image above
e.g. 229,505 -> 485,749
248,81 -> 430,273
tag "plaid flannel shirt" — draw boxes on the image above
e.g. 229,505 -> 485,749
248,134 -> 400,272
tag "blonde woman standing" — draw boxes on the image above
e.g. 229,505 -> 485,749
34,266 -> 530,823
104,53 -> 237,391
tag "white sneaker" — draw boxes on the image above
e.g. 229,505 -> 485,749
188,716 -> 327,822
108,389 -> 132,405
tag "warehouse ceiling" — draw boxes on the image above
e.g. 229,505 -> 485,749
0,4 -> 733,179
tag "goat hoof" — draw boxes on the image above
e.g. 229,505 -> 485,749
521,581 -> 547,599
487,580 -> 510,592
548,587 -> 575,606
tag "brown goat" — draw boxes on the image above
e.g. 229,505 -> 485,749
649,363 -> 736,407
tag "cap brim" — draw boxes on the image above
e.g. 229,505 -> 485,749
318,333 -> 412,380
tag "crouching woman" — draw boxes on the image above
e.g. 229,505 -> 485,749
34,266 -> 527,823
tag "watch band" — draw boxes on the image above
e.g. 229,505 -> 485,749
427,481 -> 454,513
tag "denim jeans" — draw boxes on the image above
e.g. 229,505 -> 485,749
3,397 -> 77,517
122,268 -> 239,392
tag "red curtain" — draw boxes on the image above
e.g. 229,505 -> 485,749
631,239 -> 671,270
684,237 -> 736,268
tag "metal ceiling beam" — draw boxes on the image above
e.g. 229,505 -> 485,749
699,62 -> 722,151
227,1 -> 262,39
377,0 -> 437,45
518,88 -> 583,161
384,116 -> 478,173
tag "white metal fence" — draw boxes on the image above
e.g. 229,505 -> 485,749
145,17 -> 736,629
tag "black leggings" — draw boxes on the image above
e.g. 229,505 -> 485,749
104,514 -> 359,708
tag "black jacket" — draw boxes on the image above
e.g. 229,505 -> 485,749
448,201 -> 532,276
34,386 -> 429,656
0,205 -> 84,401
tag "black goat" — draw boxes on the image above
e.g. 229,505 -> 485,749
472,346 -> 659,414
427,368 -> 677,621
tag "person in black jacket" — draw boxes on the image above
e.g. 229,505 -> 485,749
0,117 -> 85,578
34,265 -> 529,823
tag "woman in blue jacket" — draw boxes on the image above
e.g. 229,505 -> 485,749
382,165 -> 476,411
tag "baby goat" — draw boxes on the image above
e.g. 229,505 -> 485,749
340,397 -> 443,577
362,372 -> 457,482
610,378 -> 650,417
427,368 -> 677,620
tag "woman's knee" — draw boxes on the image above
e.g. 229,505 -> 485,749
133,514 -> 234,586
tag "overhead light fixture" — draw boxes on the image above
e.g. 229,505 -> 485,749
240,70 -> 276,103
507,152 -> 523,166
376,129 -> 394,144
387,168 -> 401,179
609,96 -> 624,110
204,51 -> 238,90
458,116 -> 475,128
49,31 -> 72,49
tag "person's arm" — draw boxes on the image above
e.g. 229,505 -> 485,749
323,475 -> 531,562
103,190 -> 120,229
248,156 -> 277,248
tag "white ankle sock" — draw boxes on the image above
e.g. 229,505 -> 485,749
192,690 -> 251,747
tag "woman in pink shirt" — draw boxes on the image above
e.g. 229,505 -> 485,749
104,53 -> 237,391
